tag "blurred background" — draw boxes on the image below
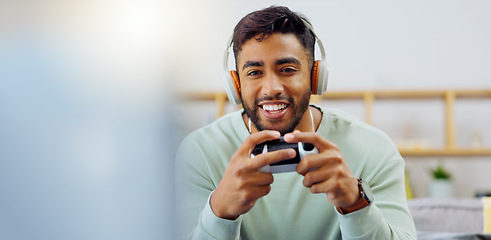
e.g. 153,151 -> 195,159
1,0 -> 490,239
1,0 -> 177,239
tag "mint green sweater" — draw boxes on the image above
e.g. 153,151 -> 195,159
175,106 -> 416,239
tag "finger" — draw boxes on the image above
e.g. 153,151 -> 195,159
302,167 -> 324,188
296,150 -> 343,176
249,148 -> 296,170
238,130 -> 281,155
255,185 -> 272,198
308,177 -> 333,194
237,184 -> 272,203
283,131 -> 339,152
303,172 -> 341,194
248,171 -> 275,186
301,164 -> 342,189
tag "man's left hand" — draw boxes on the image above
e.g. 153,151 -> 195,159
284,130 -> 360,209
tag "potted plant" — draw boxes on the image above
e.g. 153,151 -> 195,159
431,163 -> 452,180
428,161 -> 454,198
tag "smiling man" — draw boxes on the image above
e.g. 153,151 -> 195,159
239,33 -> 312,135
176,6 -> 416,240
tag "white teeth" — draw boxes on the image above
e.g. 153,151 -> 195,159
262,104 -> 287,111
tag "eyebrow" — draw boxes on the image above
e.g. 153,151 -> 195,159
242,57 -> 301,70
275,57 -> 301,66
242,60 -> 263,70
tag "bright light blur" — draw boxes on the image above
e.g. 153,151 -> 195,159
0,1 -> 177,239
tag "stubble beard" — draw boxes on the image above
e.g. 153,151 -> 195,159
242,89 -> 311,135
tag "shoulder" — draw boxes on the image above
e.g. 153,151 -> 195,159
176,110 -> 246,165
316,106 -> 403,174
181,110 -> 244,146
318,106 -> 391,142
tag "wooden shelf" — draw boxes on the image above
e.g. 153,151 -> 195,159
398,148 -> 491,157
182,89 -> 491,157
316,89 -> 491,99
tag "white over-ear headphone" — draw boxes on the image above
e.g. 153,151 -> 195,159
222,19 -> 329,105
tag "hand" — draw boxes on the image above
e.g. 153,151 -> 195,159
210,130 -> 296,220
284,131 -> 360,209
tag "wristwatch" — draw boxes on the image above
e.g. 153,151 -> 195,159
336,178 -> 374,215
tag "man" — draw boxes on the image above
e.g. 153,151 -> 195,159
176,6 -> 416,240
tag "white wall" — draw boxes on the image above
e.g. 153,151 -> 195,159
173,0 -> 491,198
171,0 -> 491,92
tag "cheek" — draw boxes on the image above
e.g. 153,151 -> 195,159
240,81 -> 260,97
294,69 -> 312,86
289,75 -> 311,93
240,84 -> 251,98
239,85 -> 257,106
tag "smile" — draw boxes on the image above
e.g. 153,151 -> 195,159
259,103 -> 289,119
261,103 -> 287,112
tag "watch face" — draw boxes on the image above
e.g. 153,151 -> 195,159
360,179 -> 374,203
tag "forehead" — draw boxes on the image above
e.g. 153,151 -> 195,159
236,33 -> 310,69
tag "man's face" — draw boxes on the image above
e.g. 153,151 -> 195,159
237,33 -> 312,135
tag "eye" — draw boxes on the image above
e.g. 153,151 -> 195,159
247,70 -> 263,77
280,67 -> 297,74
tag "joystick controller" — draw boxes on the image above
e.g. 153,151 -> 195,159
251,136 -> 318,173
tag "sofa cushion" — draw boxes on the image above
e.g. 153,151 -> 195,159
408,198 -> 483,233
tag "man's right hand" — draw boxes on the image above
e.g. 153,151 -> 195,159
210,130 -> 296,220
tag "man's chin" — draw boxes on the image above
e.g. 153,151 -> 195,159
255,120 -> 296,135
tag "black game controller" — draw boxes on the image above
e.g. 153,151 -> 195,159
251,136 -> 319,173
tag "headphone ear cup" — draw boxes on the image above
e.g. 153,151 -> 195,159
311,60 -> 320,95
311,60 -> 329,95
223,70 -> 242,105
230,70 -> 241,100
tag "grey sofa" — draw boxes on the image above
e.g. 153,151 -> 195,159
407,198 -> 491,240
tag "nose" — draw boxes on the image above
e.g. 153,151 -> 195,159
261,73 -> 284,97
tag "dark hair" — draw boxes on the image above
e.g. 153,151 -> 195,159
232,6 -> 316,67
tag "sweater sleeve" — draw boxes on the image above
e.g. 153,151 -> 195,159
175,134 -> 243,240
187,192 -> 243,240
337,157 -> 416,240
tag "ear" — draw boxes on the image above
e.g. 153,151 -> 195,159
310,60 -> 320,94
230,70 -> 241,101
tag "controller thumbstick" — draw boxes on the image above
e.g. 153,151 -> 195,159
302,143 -> 315,151
252,146 -> 263,156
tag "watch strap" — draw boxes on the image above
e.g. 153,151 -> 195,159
336,178 -> 371,215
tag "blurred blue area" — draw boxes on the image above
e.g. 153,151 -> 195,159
0,1 -> 176,239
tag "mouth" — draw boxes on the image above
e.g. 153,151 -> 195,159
259,102 -> 289,119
